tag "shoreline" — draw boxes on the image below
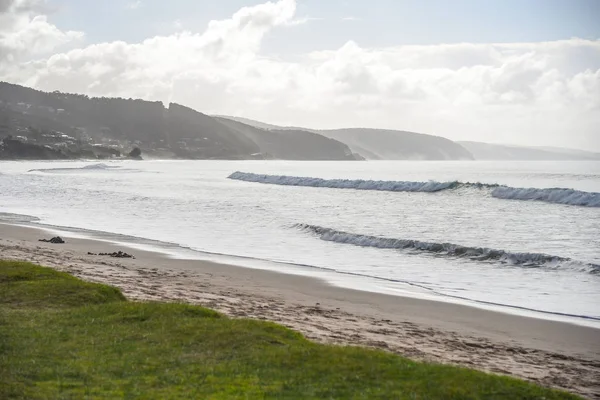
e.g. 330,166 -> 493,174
3,213 -> 598,328
1,222 -> 599,397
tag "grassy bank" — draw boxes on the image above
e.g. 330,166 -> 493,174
0,260 -> 580,399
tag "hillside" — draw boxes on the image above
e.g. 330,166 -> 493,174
0,82 -> 256,159
215,117 -> 360,160
0,82 -> 356,160
213,115 -> 305,131
319,128 -> 473,160
459,141 -> 600,161
219,116 -> 474,160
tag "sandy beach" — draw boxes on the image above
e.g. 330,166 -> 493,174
1,222 -> 598,398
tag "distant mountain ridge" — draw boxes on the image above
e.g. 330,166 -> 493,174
319,128 -> 473,160
218,116 -> 474,160
221,116 -> 599,161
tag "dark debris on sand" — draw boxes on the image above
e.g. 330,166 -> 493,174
88,251 -> 135,259
38,236 -> 65,244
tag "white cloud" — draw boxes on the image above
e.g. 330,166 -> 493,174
284,16 -> 322,26
341,16 -> 360,21
0,0 -> 599,150
0,0 -> 83,63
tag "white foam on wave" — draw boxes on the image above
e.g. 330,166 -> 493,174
296,224 -> 600,275
82,163 -> 117,170
228,171 -> 456,192
491,186 -> 600,207
228,171 -> 600,207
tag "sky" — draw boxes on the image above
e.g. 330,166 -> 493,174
0,0 -> 599,150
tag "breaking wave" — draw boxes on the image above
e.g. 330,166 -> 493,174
28,163 -> 123,173
295,224 -> 600,275
228,171 -> 458,192
228,171 -> 600,207
491,186 -> 600,207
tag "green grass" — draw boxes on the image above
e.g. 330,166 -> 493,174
0,260 -> 580,399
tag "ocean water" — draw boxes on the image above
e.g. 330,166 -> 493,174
1,160 -> 599,326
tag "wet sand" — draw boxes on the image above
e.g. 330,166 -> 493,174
1,222 -> 598,398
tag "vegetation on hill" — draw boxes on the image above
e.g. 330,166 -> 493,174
0,260 -> 580,399
0,82 -> 359,160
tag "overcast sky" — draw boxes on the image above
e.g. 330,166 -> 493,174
1,0 -> 599,150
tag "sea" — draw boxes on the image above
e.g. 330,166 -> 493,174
1,160 -> 599,327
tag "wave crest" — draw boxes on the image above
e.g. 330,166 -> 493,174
228,171 -> 600,207
228,171 -> 457,192
491,186 -> 600,207
295,224 -> 600,275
